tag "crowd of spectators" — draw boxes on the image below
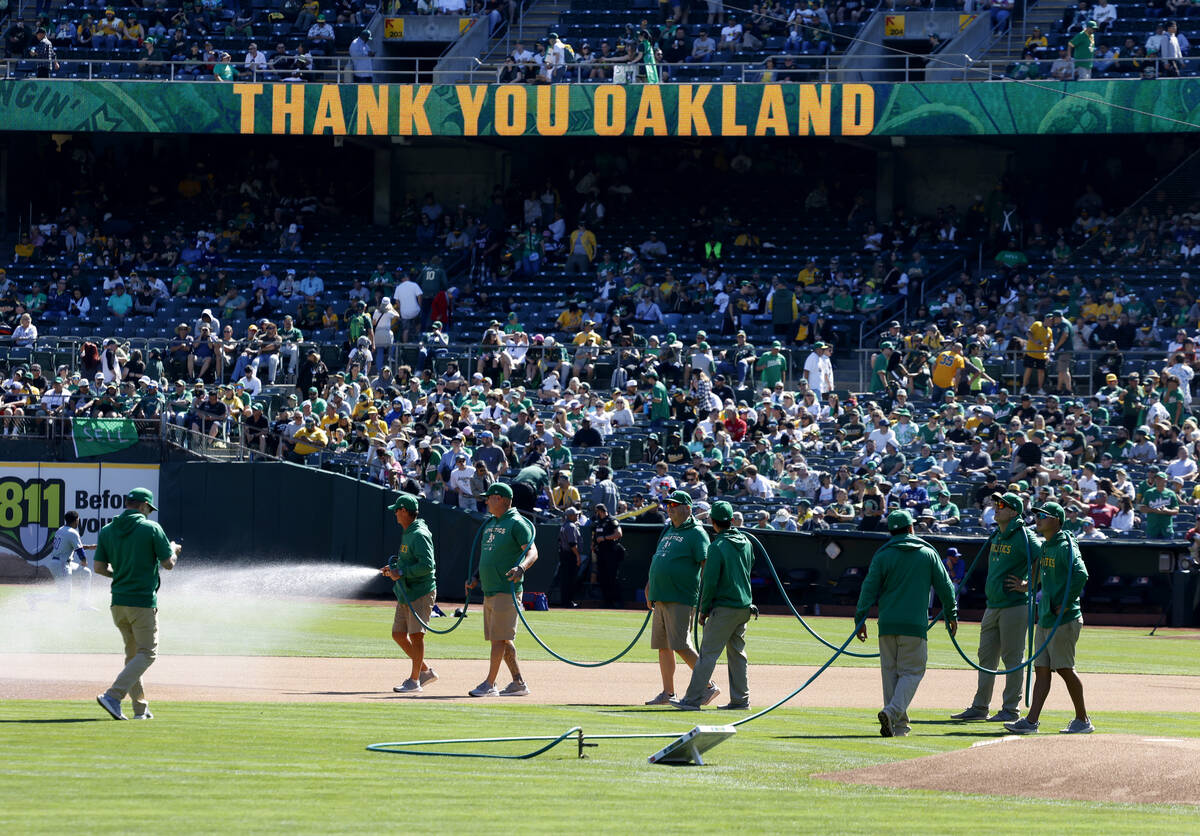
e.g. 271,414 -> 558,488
1,142 -> 1195,544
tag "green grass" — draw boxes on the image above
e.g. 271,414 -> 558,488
0,701 -> 1196,834
4,584 -> 1196,676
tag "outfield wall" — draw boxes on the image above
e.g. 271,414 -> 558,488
146,462 -> 1192,623
2,79 -> 1197,137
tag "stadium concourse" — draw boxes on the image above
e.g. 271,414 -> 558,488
1,136 -> 1198,610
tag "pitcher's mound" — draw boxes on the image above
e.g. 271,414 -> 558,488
817,734 -> 1200,805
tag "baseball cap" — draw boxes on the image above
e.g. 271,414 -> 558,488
946,547 -> 961,557
484,482 -> 513,499
664,490 -> 693,507
991,492 -> 1024,514
710,500 -> 734,522
1034,502 -> 1065,523
886,509 -> 914,532
126,487 -> 157,511
388,493 -> 419,513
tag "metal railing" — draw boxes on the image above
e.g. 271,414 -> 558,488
2,51 -> 1168,84
852,346 -> 1180,397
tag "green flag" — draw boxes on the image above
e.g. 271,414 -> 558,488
72,417 -> 139,458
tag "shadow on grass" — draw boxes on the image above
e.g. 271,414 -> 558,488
363,695 -> 475,701
0,718 -> 104,724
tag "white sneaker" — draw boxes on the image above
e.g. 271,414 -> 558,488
499,681 -> 530,697
700,683 -> 721,706
96,694 -> 126,720
419,669 -> 439,686
393,679 -> 421,694
468,681 -> 499,697
1060,718 -> 1094,734
132,711 -> 153,720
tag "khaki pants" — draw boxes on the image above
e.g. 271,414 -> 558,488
105,605 -> 159,716
970,605 -> 1028,712
683,606 -> 751,705
879,634 -> 927,735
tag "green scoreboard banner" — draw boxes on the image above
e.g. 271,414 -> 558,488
2,79 -> 1197,136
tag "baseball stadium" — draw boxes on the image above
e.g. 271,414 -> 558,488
1,0 -> 1199,829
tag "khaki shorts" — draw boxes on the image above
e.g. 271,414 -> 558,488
1034,618 -> 1082,670
650,601 -> 696,652
483,593 -> 518,642
392,591 -> 436,635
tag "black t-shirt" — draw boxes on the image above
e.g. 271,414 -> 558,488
1015,441 -> 1042,467
243,414 -> 270,438
197,399 -> 226,423
593,517 -> 621,554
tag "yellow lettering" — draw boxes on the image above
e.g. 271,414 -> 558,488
798,84 -> 832,136
232,83 -> 263,134
753,84 -> 789,136
535,85 -> 569,136
676,84 -> 712,136
397,85 -> 432,136
312,85 -> 347,135
356,85 -> 388,135
632,85 -> 667,136
720,84 -> 746,136
494,85 -> 527,136
271,84 -> 305,135
593,86 -> 626,136
841,83 -> 875,136
456,84 -> 488,136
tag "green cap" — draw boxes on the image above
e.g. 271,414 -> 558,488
484,482 -> 513,499
388,493 -> 419,513
886,509 -> 914,532
710,500 -> 734,522
771,340 -> 782,348
991,491 -> 1024,515
664,490 -> 693,507
1034,502 -> 1065,523
126,487 -> 157,511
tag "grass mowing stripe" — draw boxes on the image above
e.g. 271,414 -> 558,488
0,701 -> 1196,834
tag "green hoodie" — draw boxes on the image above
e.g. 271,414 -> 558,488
95,509 -> 174,608
1037,530 -> 1088,628
985,520 -> 1040,609
647,517 -> 710,606
700,528 -> 753,614
855,533 -> 957,638
389,518 -> 437,602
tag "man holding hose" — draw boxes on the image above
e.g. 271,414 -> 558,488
951,491 -> 1037,724
381,493 -> 439,694
1004,502 -> 1093,734
671,501 -> 754,711
855,509 -> 958,738
466,482 -> 538,698
644,490 -> 717,707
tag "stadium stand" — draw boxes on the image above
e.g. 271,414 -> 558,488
1,139 -> 1198,549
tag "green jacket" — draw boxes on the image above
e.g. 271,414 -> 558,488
985,520 -> 1039,609
389,518 -> 437,602
1037,531 -> 1088,628
647,517 -> 710,606
699,528 -> 753,614
95,509 -> 174,608
855,533 -> 957,638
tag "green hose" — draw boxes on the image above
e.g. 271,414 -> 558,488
393,519 -> 484,635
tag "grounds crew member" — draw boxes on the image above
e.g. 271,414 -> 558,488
951,491 -> 1038,723
381,493 -> 439,694
643,490 -> 717,706
93,488 -> 180,721
855,509 -> 958,738
671,501 -> 754,711
1003,502 -> 1093,735
465,482 -> 538,698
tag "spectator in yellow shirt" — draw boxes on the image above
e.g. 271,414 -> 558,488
1023,319 -> 1052,394
930,342 -> 966,403
555,305 -> 582,333
95,8 -> 125,50
123,13 -> 145,42
291,416 -> 328,461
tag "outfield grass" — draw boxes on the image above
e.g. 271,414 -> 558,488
0,701 -> 1195,834
4,584 -> 1195,676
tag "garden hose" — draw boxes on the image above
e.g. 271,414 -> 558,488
394,522 -> 483,635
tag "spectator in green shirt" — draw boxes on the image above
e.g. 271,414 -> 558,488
1139,472 -> 1180,539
